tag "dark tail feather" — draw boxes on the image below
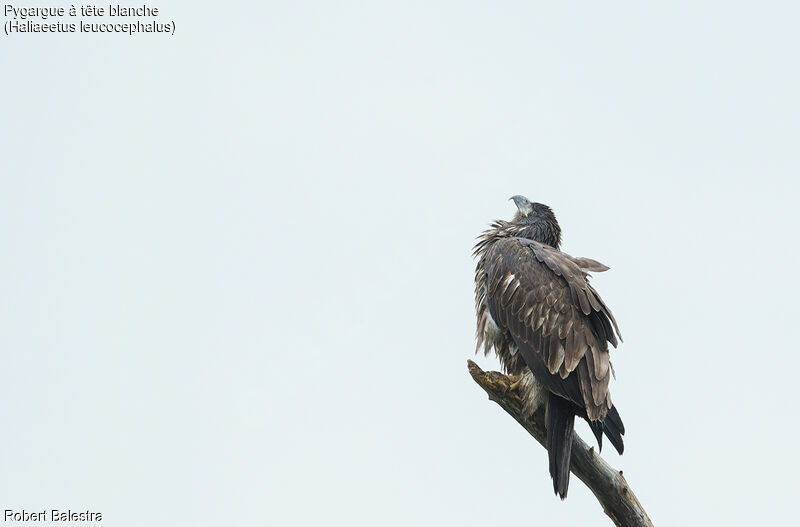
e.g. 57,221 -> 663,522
602,405 -> 625,455
547,393 -> 575,499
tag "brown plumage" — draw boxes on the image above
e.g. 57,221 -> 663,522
473,196 -> 625,499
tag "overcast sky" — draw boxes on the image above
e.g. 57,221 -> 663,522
1,1 -> 799,525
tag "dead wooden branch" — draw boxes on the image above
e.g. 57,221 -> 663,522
467,360 -> 653,527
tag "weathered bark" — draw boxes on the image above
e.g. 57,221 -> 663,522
467,360 -> 653,527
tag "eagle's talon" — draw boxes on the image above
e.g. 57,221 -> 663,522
503,376 -> 523,396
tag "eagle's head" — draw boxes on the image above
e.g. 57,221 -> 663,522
509,195 -> 562,249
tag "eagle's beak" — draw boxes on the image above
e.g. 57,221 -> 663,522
510,195 -> 533,217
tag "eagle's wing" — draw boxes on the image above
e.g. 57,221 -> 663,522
484,237 -> 622,420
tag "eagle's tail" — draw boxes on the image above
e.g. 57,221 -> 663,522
546,392 -> 575,500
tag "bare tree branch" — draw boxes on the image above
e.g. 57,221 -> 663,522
467,360 -> 653,527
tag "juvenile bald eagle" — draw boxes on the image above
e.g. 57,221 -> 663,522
473,195 -> 625,499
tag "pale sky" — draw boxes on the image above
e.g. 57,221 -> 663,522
1,2 -> 799,525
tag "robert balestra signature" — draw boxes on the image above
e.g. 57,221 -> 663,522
4,510 -> 103,522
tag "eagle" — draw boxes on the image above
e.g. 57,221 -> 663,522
473,195 -> 625,499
